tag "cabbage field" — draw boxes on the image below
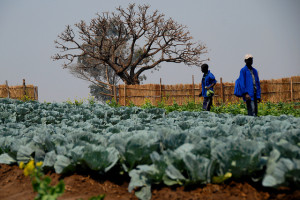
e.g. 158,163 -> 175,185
0,98 -> 299,200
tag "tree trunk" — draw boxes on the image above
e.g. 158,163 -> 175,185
118,71 -> 140,85
124,78 -> 140,85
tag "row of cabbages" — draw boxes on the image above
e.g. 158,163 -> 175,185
0,98 -> 299,200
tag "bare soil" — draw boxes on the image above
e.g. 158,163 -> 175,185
0,164 -> 299,200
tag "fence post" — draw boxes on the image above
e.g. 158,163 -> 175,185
33,86 -> 36,100
35,86 -> 38,100
220,77 -> 224,103
192,75 -> 195,103
5,80 -> 10,98
124,84 -> 126,106
23,79 -> 26,96
160,78 -> 162,102
114,85 -> 117,101
290,77 -> 293,102
199,83 -> 202,98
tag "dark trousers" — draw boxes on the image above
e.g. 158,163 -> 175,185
246,94 -> 258,116
203,97 -> 213,111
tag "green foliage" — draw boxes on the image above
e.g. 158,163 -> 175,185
212,172 -> 232,184
65,95 -> 96,106
106,98 -> 120,107
19,160 -> 65,200
19,95 -> 35,102
87,95 -> 96,105
105,97 -> 300,117
210,100 -> 247,115
258,101 -> 300,117
136,98 -> 300,117
140,98 -> 202,113
65,97 -> 84,106
210,100 -> 300,117
141,98 -> 156,109
128,100 -> 136,107
19,159 -> 106,200
1,98 -> 300,200
156,98 -> 166,109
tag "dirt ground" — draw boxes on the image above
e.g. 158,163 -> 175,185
0,164 -> 299,200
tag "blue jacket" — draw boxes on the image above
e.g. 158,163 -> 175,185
201,70 -> 217,97
239,65 -> 261,101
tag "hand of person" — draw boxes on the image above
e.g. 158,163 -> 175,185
245,94 -> 251,101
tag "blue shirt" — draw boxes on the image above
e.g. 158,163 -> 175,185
201,70 -> 217,97
239,65 -> 261,101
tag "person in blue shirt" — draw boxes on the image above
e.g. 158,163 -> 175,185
239,54 -> 261,116
199,64 -> 217,111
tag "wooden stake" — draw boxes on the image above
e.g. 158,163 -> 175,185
192,75 -> 195,103
35,86 -> 38,100
5,80 -> 10,98
220,77 -> 224,103
23,79 -> 26,96
160,78 -> 162,102
33,86 -> 36,100
114,85 -> 117,101
124,84 -> 126,106
291,77 -> 293,102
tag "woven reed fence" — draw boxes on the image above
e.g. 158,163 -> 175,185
118,76 -> 300,106
0,79 -> 38,100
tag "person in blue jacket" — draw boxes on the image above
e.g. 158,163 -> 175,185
199,63 -> 217,111
239,54 -> 261,116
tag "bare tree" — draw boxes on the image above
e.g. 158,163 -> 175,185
68,36 -> 148,102
53,4 -> 208,85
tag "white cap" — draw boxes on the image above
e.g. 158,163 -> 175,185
244,54 -> 253,60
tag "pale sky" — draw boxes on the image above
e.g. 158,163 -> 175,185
1,0 -> 299,102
